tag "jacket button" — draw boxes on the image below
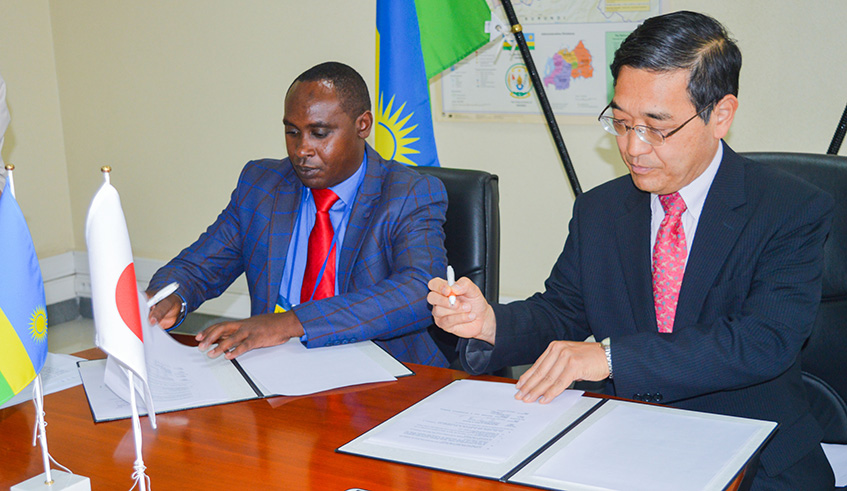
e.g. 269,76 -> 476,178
655,393 -> 663,402
633,393 -> 642,401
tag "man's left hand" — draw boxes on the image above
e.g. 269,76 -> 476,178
515,341 -> 609,404
196,312 -> 306,360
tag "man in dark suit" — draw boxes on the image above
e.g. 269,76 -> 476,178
147,62 -> 449,367
429,11 -> 834,489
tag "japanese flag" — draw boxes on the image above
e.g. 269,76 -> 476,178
85,177 -> 155,426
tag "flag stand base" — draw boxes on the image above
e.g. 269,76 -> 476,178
12,471 -> 91,490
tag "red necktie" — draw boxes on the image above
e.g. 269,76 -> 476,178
652,192 -> 687,333
301,188 -> 340,303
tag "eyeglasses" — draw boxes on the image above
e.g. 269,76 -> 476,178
598,101 -> 715,146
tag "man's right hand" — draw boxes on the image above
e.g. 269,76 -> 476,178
427,276 -> 497,345
146,292 -> 182,330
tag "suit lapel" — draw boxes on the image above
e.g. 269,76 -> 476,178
338,144 -> 381,292
616,186 -> 657,332
267,164 -> 302,311
674,145 -> 749,330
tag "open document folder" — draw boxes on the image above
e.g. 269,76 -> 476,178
338,380 -> 777,491
78,323 -> 411,422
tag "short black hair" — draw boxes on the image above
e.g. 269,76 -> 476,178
611,11 -> 741,121
290,61 -> 371,119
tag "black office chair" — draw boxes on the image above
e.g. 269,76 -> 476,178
414,166 -> 500,369
742,152 -> 847,444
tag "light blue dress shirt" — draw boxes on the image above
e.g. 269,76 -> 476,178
277,153 -> 367,315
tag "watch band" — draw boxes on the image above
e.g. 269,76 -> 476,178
166,293 -> 188,332
601,337 -> 613,379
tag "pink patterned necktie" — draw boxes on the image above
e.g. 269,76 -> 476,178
652,192 -> 687,333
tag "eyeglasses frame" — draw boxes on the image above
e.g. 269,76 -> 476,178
597,100 -> 717,146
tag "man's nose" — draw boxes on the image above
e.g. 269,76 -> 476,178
623,129 -> 652,158
296,138 -> 314,158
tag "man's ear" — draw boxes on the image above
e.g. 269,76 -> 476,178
711,94 -> 738,140
357,110 -> 374,139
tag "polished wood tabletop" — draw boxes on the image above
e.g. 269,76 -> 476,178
0,339 -> 747,491
1,345 -> 537,490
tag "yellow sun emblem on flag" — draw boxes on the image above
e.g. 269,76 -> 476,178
29,306 -> 48,342
375,92 -> 421,166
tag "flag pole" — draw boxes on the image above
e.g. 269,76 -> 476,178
498,0 -> 582,197
128,371 -> 151,491
95,165 -> 152,489
827,102 -> 847,155
4,165 -> 51,485
8,163 -> 91,490
6,163 -> 16,198
32,376 -> 53,485
9,163 -> 52,484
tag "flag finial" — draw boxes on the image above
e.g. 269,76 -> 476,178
4,163 -> 12,171
101,166 -> 111,184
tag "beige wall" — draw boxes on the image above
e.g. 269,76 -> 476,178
0,0 -> 74,257
3,1 -> 846,299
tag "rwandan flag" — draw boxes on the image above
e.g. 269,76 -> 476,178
0,180 -> 48,405
375,0 -> 490,167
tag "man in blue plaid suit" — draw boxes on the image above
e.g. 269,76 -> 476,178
147,62 -> 449,367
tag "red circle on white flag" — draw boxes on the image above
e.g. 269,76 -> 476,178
116,263 -> 143,341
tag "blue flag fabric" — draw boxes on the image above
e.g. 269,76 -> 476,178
0,180 -> 48,404
375,0 -> 440,167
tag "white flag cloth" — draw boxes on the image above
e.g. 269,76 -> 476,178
85,180 -> 156,426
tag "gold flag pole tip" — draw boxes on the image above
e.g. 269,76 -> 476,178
100,166 -> 111,173
4,163 -> 13,171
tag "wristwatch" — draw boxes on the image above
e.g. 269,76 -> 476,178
601,337 -> 613,379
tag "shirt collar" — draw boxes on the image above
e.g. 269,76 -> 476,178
652,140 -> 723,221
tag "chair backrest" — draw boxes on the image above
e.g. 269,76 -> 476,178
803,372 -> 847,443
414,166 -> 500,366
742,152 -> 847,442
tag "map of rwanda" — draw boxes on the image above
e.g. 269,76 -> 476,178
543,40 -> 593,90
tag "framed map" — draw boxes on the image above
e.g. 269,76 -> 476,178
435,0 -> 663,122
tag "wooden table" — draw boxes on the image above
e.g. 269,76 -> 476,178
0,342 -> 748,490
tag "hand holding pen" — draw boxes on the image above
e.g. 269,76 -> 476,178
145,282 -> 184,330
426,266 -> 497,345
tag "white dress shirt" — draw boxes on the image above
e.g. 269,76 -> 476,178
649,141 -> 724,268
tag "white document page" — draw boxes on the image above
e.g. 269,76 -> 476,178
511,399 -> 777,491
822,443 -> 847,487
356,341 -> 414,378
79,324 -> 405,421
339,379 -> 600,479
0,353 -> 84,410
78,324 -> 261,421
236,339 -> 397,396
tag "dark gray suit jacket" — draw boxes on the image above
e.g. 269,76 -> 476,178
463,143 -> 834,480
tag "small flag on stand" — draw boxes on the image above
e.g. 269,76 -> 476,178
0,179 -> 48,406
85,167 -> 155,420
3,165 -> 91,490
375,0 -> 490,167
85,166 -> 154,490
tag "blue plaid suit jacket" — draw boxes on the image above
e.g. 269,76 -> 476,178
149,144 -> 449,367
